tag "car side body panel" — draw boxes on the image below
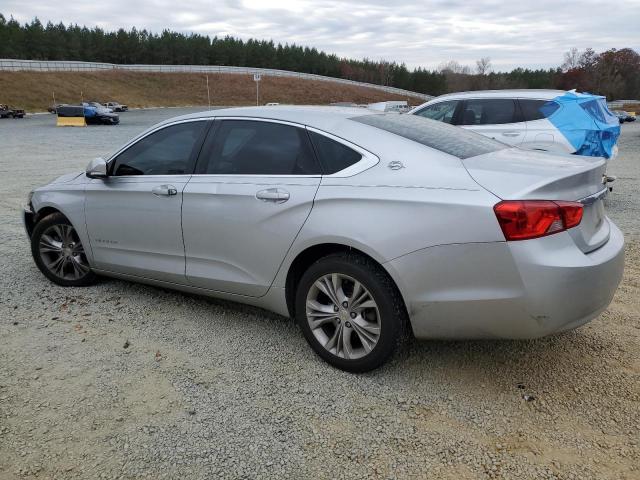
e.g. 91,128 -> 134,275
521,118 -> 574,153
30,173 -> 94,263
182,175 -> 321,297
84,175 -> 191,283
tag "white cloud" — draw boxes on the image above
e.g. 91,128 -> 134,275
3,0 -> 639,70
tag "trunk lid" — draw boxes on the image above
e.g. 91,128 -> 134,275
463,147 -> 610,253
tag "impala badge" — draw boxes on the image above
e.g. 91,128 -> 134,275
388,161 -> 405,170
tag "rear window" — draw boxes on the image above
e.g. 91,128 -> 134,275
352,114 -> 507,159
519,99 -> 560,121
580,98 -> 619,125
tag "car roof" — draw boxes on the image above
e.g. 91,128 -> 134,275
429,89 -> 567,101
154,105 -> 378,132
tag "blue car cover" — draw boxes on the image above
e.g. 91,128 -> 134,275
544,91 -> 620,159
82,105 -> 98,118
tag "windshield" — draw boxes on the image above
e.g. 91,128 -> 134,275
351,113 -> 507,159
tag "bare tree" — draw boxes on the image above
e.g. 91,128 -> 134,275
578,48 -> 598,70
476,57 -> 492,75
562,47 -> 581,71
438,60 -> 471,75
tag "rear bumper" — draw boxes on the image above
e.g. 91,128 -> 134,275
386,221 -> 624,339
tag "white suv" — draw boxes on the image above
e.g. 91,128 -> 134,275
409,89 -> 618,157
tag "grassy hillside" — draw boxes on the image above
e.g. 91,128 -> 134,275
0,70 -> 423,112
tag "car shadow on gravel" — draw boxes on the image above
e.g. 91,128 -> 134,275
98,276 -> 613,389
386,326 -> 616,390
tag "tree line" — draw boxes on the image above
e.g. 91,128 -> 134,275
1,14 -> 638,99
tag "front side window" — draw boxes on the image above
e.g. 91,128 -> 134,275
308,131 -> 362,174
461,99 -> 517,125
519,99 -> 560,121
111,121 -> 207,176
198,120 -> 320,175
414,100 -> 459,124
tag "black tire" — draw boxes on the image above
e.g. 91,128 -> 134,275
295,252 -> 409,372
31,213 -> 98,287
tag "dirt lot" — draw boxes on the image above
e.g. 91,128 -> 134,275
0,112 -> 639,479
0,71 -> 424,112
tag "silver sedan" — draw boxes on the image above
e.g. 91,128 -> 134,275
23,107 -> 625,372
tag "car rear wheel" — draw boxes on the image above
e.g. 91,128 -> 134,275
295,253 -> 409,372
31,213 -> 97,287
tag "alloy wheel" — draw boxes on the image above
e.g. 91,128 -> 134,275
38,224 -> 90,281
305,273 -> 381,360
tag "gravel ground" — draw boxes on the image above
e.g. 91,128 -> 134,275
0,111 -> 639,480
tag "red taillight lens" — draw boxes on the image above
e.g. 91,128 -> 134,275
494,200 -> 583,241
554,201 -> 583,229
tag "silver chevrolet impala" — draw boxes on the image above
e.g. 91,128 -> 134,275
24,106 -> 625,372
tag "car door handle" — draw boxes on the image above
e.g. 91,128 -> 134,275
256,188 -> 290,203
501,131 -> 521,137
152,184 -> 178,197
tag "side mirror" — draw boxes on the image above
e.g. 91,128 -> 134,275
86,157 -> 108,179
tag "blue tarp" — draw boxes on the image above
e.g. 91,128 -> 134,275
546,91 -> 620,159
82,105 -> 98,117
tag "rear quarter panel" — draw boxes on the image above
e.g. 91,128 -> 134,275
271,128 -> 504,288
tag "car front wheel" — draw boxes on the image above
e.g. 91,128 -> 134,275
295,253 -> 409,372
31,213 -> 97,287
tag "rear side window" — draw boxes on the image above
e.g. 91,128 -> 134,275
461,99 -> 517,125
352,114 -> 507,159
308,131 -> 362,174
413,100 -> 459,124
112,121 -> 207,176
519,99 -> 560,121
197,120 -> 320,175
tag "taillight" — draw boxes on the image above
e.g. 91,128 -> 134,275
494,200 -> 583,241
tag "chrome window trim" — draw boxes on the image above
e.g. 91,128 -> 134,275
188,174 -> 321,179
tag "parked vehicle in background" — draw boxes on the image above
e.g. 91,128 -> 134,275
87,101 -> 113,113
103,101 -> 128,112
409,90 -> 621,159
368,101 -> 409,113
56,104 -> 119,125
84,102 -> 119,124
0,104 -> 25,118
23,106 -> 624,372
613,110 -> 636,123
613,110 -> 627,123
47,104 -> 67,114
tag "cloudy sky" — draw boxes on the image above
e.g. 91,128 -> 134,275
3,0 -> 639,71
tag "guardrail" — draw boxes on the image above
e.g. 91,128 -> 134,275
0,59 -> 433,101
